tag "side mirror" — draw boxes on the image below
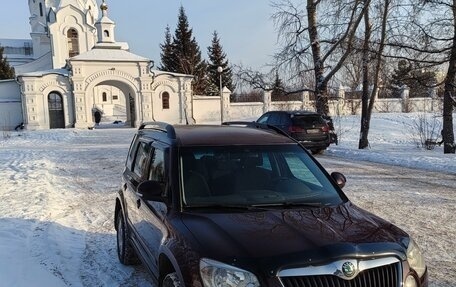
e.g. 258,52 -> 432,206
137,180 -> 165,202
331,172 -> 346,189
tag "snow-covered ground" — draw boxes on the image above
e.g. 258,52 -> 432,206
0,113 -> 454,286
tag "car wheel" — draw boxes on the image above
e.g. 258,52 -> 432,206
116,212 -> 139,265
162,272 -> 182,287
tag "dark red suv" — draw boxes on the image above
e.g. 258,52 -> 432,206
114,122 -> 427,287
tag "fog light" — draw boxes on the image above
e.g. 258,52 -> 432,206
405,275 -> 418,287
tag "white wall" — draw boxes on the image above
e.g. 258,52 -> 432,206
0,80 -> 23,130
228,102 -> 264,121
193,96 -> 221,123
193,91 -> 445,124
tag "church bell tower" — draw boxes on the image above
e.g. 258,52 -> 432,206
27,0 -> 100,68
95,0 -> 116,44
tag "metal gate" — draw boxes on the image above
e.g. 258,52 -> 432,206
48,92 -> 65,129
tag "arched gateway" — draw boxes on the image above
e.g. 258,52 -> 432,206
11,0 -> 194,130
70,61 -> 152,128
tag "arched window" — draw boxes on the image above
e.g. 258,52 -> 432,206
67,28 -> 79,57
104,30 -> 110,37
162,92 -> 170,109
39,3 -> 43,17
102,92 -> 107,102
48,92 -> 63,111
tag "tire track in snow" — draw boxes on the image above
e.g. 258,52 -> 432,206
47,144 -> 154,286
318,155 -> 456,287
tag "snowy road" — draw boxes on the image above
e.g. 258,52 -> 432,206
0,127 -> 455,286
318,155 -> 456,287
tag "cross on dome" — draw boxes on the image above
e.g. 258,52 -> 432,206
100,0 -> 108,15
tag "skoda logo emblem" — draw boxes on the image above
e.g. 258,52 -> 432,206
342,262 -> 356,278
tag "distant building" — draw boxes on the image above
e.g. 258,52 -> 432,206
0,0 -> 195,130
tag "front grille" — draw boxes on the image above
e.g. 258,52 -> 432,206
280,262 -> 400,287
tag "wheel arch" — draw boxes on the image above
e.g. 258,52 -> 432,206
114,197 -> 122,230
158,250 -> 185,286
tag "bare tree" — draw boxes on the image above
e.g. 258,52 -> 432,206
441,0 -> 456,153
400,0 -> 456,153
359,0 -> 391,149
271,0 -> 370,115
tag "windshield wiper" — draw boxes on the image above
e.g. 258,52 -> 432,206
185,204 -> 268,211
252,202 -> 324,208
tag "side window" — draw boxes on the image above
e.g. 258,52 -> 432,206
268,113 -> 281,124
149,149 -> 166,182
133,142 -> 151,178
126,136 -> 140,170
279,114 -> 290,125
257,113 -> 269,124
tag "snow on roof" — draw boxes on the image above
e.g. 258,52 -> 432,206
14,52 -> 52,75
19,69 -> 69,77
152,69 -> 194,78
70,46 -> 149,62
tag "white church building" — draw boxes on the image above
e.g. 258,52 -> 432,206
0,0 -> 198,130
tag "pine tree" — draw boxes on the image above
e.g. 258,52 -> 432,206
172,6 -> 207,95
159,25 -> 176,72
207,31 -> 233,96
390,60 -> 436,98
0,46 -> 15,80
271,73 -> 286,101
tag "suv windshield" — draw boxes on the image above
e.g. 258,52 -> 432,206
179,144 -> 344,208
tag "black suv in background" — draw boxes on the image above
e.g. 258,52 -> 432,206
257,111 -> 334,154
114,122 -> 427,287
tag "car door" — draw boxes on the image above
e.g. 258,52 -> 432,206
135,143 -> 170,274
123,139 -> 152,245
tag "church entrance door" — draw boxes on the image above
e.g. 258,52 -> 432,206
48,92 -> 65,129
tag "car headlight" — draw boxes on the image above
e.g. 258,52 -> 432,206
406,238 -> 426,278
200,258 -> 260,287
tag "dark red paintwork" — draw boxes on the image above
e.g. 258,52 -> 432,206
115,123 -> 428,287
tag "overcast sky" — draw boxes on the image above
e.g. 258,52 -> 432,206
0,0 -> 278,70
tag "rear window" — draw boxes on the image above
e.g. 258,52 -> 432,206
292,115 -> 325,127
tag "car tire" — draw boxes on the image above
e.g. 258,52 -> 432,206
116,212 -> 139,265
162,272 -> 182,287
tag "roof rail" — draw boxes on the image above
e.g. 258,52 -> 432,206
222,121 -> 290,138
222,121 -> 256,126
139,121 -> 177,139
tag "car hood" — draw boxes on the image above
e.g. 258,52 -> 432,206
180,202 -> 408,273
